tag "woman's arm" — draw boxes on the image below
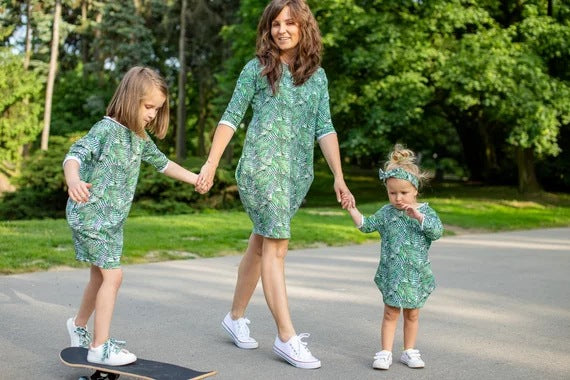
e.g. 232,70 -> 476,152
195,124 -> 235,192
318,133 -> 355,209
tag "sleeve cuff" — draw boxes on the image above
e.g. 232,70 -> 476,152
316,131 -> 336,141
158,160 -> 170,173
219,120 -> 237,131
356,214 -> 364,229
63,156 -> 81,169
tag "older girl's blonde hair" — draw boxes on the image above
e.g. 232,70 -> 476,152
256,0 -> 322,94
384,144 -> 430,188
106,66 -> 169,139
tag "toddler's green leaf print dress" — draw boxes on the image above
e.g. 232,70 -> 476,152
221,59 -> 336,239
64,117 -> 169,269
360,204 -> 443,308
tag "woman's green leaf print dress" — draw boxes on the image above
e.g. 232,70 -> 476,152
221,58 -> 336,239
360,203 -> 443,309
64,117 -> 169,269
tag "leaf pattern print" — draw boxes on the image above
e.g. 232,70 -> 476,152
221,58 -> 335,239
360,203 -> 443,308
65,117 -> 168,269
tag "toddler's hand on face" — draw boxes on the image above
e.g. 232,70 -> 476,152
401,204 -> 422,221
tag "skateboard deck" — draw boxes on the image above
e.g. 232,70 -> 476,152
60,347 -> 217,380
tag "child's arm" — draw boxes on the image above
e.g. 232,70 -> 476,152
63,159 -> 92,203
163,160 -> 199,188
347,206 -> 364,228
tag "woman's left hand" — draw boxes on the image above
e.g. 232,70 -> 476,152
334,178 -> 355,209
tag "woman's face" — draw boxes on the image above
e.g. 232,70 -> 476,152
271,6 -> 300,60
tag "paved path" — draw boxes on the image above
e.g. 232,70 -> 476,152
1,228 -> 569,379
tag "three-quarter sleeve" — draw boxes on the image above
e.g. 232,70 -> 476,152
141,135 -> 169,173
219,59 -> 258,130
315,70 -> 335,140
359,210 -> 385,233
421,206 -> 444,241
63,122 -> 106,167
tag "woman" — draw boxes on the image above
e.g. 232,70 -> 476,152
196,0 -> 354,369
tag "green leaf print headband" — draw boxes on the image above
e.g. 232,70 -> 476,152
378,168 -> 419,189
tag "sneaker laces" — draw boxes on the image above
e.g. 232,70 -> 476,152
74,326 -> 92,347
235,317 -> 252,338
102,339 -> 129,360
291,333 -> 313,358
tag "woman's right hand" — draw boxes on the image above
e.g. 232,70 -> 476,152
196,161 -> 217,193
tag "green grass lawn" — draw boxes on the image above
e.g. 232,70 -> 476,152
1,165 -> 569,274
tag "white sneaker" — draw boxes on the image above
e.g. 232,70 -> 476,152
373,350 -> 392,369
273,333 -> 321,369
222,312 -> 259,349
400,348 -> 425,368
87,339 -> 137,366
66,317 -> 92,348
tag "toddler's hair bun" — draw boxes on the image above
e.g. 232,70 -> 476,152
389,143 -> 416,166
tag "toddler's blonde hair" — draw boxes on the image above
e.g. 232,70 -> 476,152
384,144 -> 430,188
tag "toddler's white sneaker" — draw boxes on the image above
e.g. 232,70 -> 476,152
222,312 -> 259,349
87,339 -> 136,366
66,317 -> 92,348
400,348 -> 425,368
373,350 -> 392,369
273,333 -> 321,369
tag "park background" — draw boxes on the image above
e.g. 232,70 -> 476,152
0,0 -> 569,274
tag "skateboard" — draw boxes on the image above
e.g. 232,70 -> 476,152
60,347 -> 217,380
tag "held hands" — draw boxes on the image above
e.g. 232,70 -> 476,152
334,178 -> 355,210
67,180 -> 92,203
195,161 -> 216,194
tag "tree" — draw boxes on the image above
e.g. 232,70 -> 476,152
176,0 -> 187,161
0,46 -> 43,181
40,0 -> 62,151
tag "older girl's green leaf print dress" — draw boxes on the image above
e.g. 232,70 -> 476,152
360,203 -> 443,309
64,117 -> 169,269
220,58 -> 336,239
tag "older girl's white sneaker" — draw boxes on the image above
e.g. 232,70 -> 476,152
87,339 -> 136,366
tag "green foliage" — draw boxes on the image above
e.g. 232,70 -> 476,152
91,1 -> 156,79
0,47 -> 43,175
0,133 -> 240,220
51,64 -> 115,136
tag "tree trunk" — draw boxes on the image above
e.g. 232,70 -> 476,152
24,0 -> 32,70
176,0 -> 188,162
21,0 -> 33,159
516,147 -> 541,193
547,0 -> 553,16
197,77 -> 207,157
81,0 -> 89,79
41,0 -> 62,151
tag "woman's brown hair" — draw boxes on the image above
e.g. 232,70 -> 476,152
256,0 -> 322,94
106,66 -> 170,139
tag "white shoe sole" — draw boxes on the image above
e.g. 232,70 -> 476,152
373,361 -> 391,370
400,358 -> 425,368
87,353 -> 137,366
273,345 -> 321,369
221,320 -> 259,349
